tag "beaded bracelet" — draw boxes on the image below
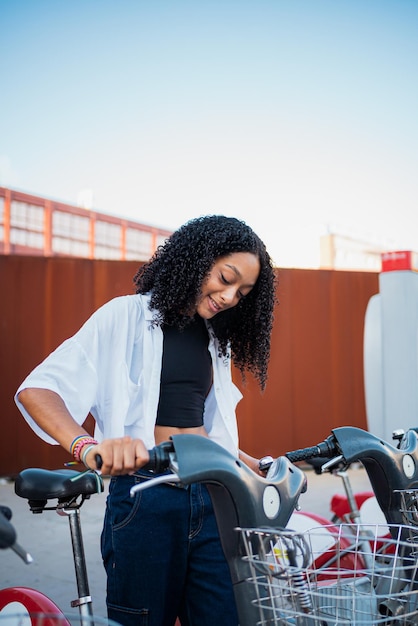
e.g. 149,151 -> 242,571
72,436 -> 99,463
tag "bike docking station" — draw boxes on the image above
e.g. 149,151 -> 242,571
364,250 -> 418,442
362,249 -> 418,537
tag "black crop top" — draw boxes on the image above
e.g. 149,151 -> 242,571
156,315 -> 212,428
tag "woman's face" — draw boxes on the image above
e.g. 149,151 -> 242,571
195,252 -> 260,319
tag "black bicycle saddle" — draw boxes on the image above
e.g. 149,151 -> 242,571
15,468 -> 103,513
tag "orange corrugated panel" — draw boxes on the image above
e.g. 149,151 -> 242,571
0,256 -> 379,476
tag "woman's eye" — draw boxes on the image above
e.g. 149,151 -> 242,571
221,273 -> 230,284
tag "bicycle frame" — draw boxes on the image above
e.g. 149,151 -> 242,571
289,426 -> 418,530
131,433 -> 307,626
2,467 -> 104,623
130,427 -> 418,625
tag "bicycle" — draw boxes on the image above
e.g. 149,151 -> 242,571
0,467 -> 119,625
247,425 -> 418,624
125,429 -> 418,625
307,428 -> 418,530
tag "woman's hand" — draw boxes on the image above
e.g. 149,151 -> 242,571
238,450 -> 265,476
84,436 -> 150,476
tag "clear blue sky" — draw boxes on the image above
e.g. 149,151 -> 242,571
1,0 -> 417,267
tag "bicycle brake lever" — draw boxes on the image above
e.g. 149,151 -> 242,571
130,474 -> 181,497
319,455 -> 345,473
11,541 -> 34,564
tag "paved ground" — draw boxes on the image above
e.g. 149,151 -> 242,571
0,465 -> 373,621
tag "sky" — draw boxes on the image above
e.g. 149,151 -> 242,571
1,0 -> 417,268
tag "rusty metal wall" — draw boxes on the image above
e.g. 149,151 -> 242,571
0,255 -> 379,476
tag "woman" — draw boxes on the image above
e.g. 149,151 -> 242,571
15,214 -> 277,626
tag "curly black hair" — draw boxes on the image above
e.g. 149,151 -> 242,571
133,215 -> 278,390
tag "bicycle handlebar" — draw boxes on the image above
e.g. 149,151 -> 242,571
95,439 -> 174,474
0,505 -> 16,550
96,436 -> 337,473
285,437 -> 338,464
0,505 -> 33,564
95,436 -> 338,473
285,425 -> 418,528
95,425 -> 418,531
134,434 -> 306,527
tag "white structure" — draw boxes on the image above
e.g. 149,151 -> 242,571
364,251 -> 418,440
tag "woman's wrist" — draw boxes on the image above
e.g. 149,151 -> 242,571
80,443 -> 98,469
70,435 -> 99,463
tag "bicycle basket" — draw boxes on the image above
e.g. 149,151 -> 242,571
239,523 -> 418,625
398,489 -> 418,537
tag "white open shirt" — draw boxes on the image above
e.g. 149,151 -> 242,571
15,293 -> 242,456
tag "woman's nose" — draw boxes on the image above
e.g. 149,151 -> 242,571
221,286 -> 238,305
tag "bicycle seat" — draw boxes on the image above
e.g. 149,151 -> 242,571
14,468 -> 103,513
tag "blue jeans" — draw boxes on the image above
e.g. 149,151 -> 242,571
101,471 -> 239,626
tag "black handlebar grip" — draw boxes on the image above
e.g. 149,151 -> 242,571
143,441 -> 174,473
286,445 -> 325,463
0,507 -> 17,549
286,437 -> 337,464
141,448 -> 158,471
94,440 -> 174,474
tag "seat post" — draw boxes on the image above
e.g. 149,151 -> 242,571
59,507 -> 94,620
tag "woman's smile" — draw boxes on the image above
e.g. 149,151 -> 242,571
196,252 -> 260,319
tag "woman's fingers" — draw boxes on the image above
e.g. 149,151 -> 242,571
89,437 -> 149,475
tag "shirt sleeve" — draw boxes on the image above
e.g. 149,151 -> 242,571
15,314 -> 101,444
15,337 -> 97,444
15,295 -> 145,445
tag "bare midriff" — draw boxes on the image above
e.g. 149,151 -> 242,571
154,424 -> 208,445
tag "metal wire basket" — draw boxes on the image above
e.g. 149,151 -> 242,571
239,523 -> 418,625
399,489 -> 418,533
